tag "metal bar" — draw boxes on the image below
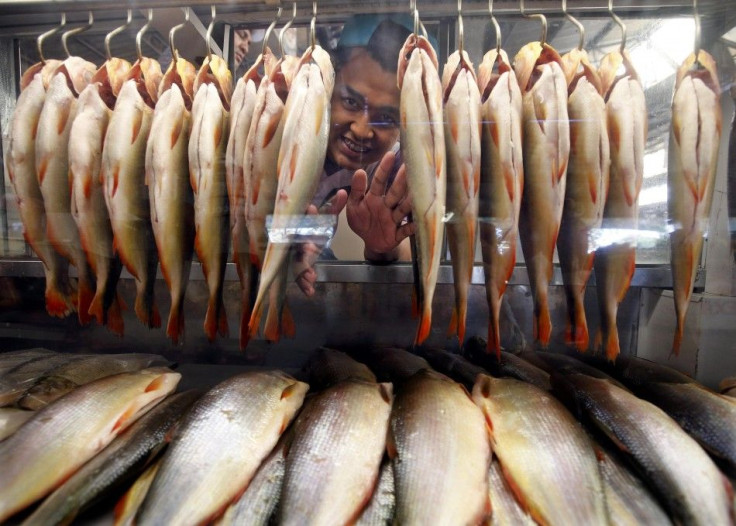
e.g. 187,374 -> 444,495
0,257 -> 706,290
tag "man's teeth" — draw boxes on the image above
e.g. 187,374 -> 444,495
344,137 -> 368,153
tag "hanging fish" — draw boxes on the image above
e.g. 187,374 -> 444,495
594,50 -> 646,361
35,57 -> 97,324
514,41 -> 570,348
557,47 -> 610,352
244,54 -> 299,343
102,57 -> 164,329
7,59 -> 76,318
226,51 -> 272,349
190,55 -> 233,342
442,47 -> 481,345
477,48 -> 523,357
398,34 -> 446,346
669,50 -> 722,355
247,45 -> 335,339
69,58 -> 131,335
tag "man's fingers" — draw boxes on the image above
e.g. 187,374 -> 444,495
296,268 -> 316,297
391,196 -> 412,225
348,170 -> 368,205
323,189 -> 348,216
396,221 -> 416,242
368,150 -> 396,197
383,162 -> 407,209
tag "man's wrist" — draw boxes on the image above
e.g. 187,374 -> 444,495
364,246 -> 399,264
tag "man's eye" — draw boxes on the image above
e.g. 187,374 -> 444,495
342,97 -> 360,110
375,113 -> 398,127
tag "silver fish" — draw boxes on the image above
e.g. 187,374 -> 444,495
0,367 -> 180,523
137,371 -> 308,525
0,408 -> 34,442
279,380 -> 392,525
0,349 -> 57,378
0,353 -> 89,407
303,347 -> 377,390
487,459 -> 535,526
356,460 -> 395,526
113,458 -> 161,526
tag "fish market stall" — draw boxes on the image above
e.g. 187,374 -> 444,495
0,0 -> 735,524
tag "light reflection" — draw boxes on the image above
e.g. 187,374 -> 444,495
639,183 -> 668,206
629,19 -> 695,89
643,148 -> 667,179
589,227 -> 665,250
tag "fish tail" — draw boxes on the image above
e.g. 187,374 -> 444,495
447,308 -> 458,338
105,294 -> 125,337
239,295 -> 251,352
135,293 -> 161,329
534,302 -> 552,347
204,297 -> 228,341
414,305 -> 432,346
166,301 -> 185,345
248,300 -> 264,339
264,302 -> 282,343
411,288 -> 419,320
672,320 -> 684,357
76,275 -> 95,326
88,289 -> 105,325
281,302 -> 296,339
45,282 -> 76,318
564,298 -> 589,352
487,321 -> 502,360
604,328 -> 621,362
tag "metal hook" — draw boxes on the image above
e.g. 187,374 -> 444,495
279,2 -> 297,57
520,0 -> 547,46
136,9 -> 153,61
608,0 -> 626,53
310,2 -> 317,50
562,0 -> 584,51
105,9 -> 132,61
62,11 -> 93,58
693,0 -> 701,61
457,0 -> 464,54
169,7 -> 190,64
206,6 -> 216,61
37,13 -> 66,64
263,6 -> 282,57
489,0 -> 502,52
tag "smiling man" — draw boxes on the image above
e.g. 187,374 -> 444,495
296,16 -> 419,295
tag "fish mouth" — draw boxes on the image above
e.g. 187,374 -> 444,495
340,135 -> 370,155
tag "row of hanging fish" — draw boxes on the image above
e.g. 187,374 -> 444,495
1,345 -> 734,525
401,18 -> 722,360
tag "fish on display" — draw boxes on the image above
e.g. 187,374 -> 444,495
442,46 -> 481,345
553,371 -> 734,525
244,53 -> 300,343
17,352 -> 170,410
518,350 -> 626,390
487,459 -> 535,526
615,356 -> 736,475
390,370 -> 490,524
0,352 -> 89,407
22,390 -> 199,526
473,374 -> 608,525
0,408 -> 34,442
226,50 -> 272,350
279,380 -> 393,525
113,458 -> 161,526
146,56 -> 196,344
477,47 -> 523,357
721,377 -> 736,398
7,61 -> 76,318
355,459 -> 395,526
398,34 -> 446,346
354,347 -> 431,384
303,347 -> 377,390
729,78 -> 736,261
102,56 -> 164,328
594,49 -> 646,361
216,440 -> 286,526
464,338 -> 551,391
0,367 -> 180,523
420,347 -> 485,389
248,45 -> 334,340
595,442 -> 673,526
669,50 -> 722,355
514,40 -> 570,348
136,371 -> 308,525
36,56 -> 97,324
69,58 -> 132,335
190,54 -> 233,342
557,47 -> 610,352
0,349 -> 57,378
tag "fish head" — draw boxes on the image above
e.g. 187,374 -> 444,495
126,57 -> 163,108
477,48 -> 513,102
194,54 -> 233,109
160,57 -> 196,110
299,45 -> 334,95
561,48 -> 602,95
513,41 -> 562,93
21,59 -> 62,91
92,58 -> 133,109
676,50 -> 720,95
59,56 -> 97,96
598,50 -> 640,101
442,49 -> 477,102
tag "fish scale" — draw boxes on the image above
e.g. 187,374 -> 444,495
279,379 -> 392,525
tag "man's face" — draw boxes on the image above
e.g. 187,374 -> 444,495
234,29 -> 252,67
327,48 -> 401,170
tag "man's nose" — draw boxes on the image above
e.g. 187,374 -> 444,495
350,110 -> 373,139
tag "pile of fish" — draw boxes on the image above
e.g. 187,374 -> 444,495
2,345 -> 734,525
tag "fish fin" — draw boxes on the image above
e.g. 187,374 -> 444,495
289,143 -> 299,182
618,253 -> 635,303
218,299 -> 229,338
281,382 -> 301,400
672,323 -> 683,357
499,462 -> 533,516
213,119 -> 223,149
45,284 -> 76,318
534,303 -> 552,347
111,164 -> 120,198
204,297 -> 228,341
77,276 -> 95,326
251,175 -> 261,205
135,294 -> 161,329
415,306 -> 432,346
105,294 -> 125,337
239,290 -> 252,352
450,110 -> 460,143
282,302 -> 296,339
89,289 -> 106,325
170,115 -> 183,148
264,304 -> 282,343
37,155 -> 49,185
57,101 -> 71,135
588,170 -> 598,204
505,166 -> 515,201
448,308 -> 458,338
488,318 -> 502,360
263,111 -> 281,148
83,169 -> 93,199
385,430 -> 398,459
605,328 -> 621,362
313,96 -> 325,135
166,303 -> 185,345
564,320 -> 589,353
248,300 -> 264,339
491,120 -> 500,147
112,405 -> 137,432
131,110 -> 143,144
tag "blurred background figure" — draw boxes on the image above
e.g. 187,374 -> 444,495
233,28 -> 252,69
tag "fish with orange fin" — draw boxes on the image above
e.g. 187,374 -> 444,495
69,58 -> 132,336
557,48 -> 610,352
442,48 -> 481,346
35,57 -> 97,325
594,50 -> 647,361
514,41 -> 570,348
247,46 -> 334,340
7,59 -> 76,318
146,58 -> 197,344
190,55 -> 233,342
226,51 -> 271,350
103,57 -> 164,329
244,53 -> 300,343
398,34 -> 446,346
669,51 -> 722,355
477,48 -> 523,357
